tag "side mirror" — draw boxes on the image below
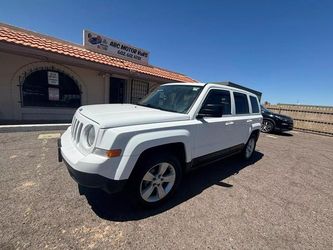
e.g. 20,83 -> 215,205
197,104 -> 223,119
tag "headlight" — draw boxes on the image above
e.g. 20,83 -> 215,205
86,125 -> 95,146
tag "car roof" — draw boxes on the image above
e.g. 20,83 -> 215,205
163,82 -> 261,99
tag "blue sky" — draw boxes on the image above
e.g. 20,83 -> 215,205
1,0 -> 332,105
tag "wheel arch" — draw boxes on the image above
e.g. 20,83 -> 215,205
263,117 -> 276,126
114,130 -> 191,180
251,129 -> 260,141
129,142 -> 187,179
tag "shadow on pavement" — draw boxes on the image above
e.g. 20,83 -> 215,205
79,151 -> 264,222
272,131 -> 293,137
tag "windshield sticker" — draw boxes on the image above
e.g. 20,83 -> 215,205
193,87 -> 200,91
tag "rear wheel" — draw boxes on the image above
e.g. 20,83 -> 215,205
261,120 -> 274,133
242,135 -> 257,160
131,153 -> 182,207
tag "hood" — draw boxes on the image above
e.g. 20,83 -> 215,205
270,112 -> 292,120
78,104 -> 190,128
263,110 -> 292,120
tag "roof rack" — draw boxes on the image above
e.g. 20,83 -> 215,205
208,81 -> 262,100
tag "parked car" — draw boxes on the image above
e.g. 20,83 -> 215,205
260,105 -> 293,133
58,83 -> 262,207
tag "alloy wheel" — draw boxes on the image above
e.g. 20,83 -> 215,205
140,162 -> 176,203
261,120 -> 273,133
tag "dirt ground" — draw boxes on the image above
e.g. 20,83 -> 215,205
0,130 -> 332,249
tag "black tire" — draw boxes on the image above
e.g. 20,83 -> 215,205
261,119 -> 274,133
242,135 -> 257,160
130,153 -> 182,208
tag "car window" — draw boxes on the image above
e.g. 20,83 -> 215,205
202,89 -> 231,115
250,96 -> 259,113
233,92 -> 249,114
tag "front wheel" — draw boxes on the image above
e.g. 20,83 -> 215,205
131,153 -> 182,207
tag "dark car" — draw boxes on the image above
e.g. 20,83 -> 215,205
260,105 -> 293,133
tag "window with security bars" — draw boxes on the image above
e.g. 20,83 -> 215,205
131,80 -> 149,103
22,70 -> 81,108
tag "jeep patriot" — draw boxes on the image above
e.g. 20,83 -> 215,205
58,82 -> 263,207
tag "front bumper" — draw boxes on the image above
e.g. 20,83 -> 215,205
276,120 -> 293,131
57,134 -> 126,194
276,122 -> 294,131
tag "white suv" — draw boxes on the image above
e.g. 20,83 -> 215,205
58,82 -> 262,206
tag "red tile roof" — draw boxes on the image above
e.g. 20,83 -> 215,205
0,24 -> 196,82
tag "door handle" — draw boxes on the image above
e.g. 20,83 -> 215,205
246,119 -> 253,123
225,122 -> 234,125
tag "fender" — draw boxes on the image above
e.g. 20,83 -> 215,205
246,115 -> 262,141
114,129 -> 191,180
251,122 -> 262,131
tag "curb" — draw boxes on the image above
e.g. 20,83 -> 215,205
0,123 -> 71,133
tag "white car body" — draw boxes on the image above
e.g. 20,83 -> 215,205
59,82 -> 262,194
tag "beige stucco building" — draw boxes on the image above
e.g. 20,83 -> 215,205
0,23 -> 195,123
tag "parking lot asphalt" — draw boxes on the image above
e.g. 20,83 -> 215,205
0,130 -> 332,249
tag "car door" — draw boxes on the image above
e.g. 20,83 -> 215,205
194,89 -> 236,160
232,92 -> 252,145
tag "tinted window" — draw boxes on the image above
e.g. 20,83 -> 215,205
22,70 -> 81,108
234,92 -> 249,114
202,89 -> 231,115
250,96 -> 259,113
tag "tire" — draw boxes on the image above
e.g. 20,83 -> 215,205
261,119 -> 274,133
242,135 -> 257,160
130,153 -> 182,207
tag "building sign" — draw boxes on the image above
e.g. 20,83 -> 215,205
48,87 -> 59,101
83,30 -> 150,65
48,71 -> 59,85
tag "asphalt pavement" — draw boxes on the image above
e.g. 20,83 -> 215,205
0,130 -> 332,249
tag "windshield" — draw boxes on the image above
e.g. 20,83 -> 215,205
138,85 -> 203,114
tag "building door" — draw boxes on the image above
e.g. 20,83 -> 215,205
109,77 -> 126,103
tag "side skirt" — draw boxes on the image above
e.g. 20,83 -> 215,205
186,144 -> 244,170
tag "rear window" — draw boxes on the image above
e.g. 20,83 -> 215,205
233,92 -> 249,114
250,96 -> 259,113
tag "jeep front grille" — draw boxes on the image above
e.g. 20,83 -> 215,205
71,116 -> 83,143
